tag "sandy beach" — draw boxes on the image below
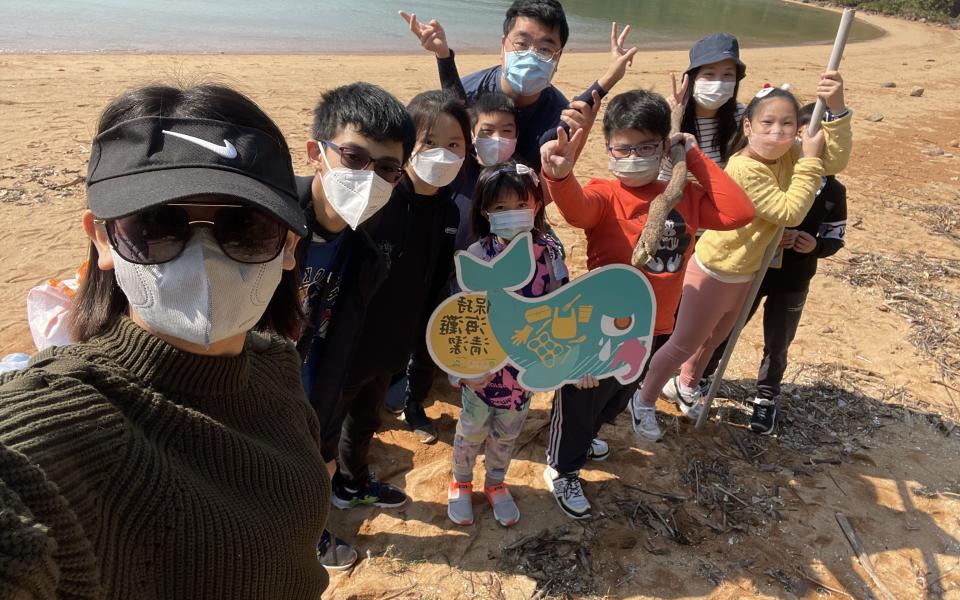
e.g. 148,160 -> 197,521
1,8 -> 959,599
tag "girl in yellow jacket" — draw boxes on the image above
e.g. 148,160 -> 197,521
630,72 -> 851,436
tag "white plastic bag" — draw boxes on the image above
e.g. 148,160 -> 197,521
27,277 -> 78,351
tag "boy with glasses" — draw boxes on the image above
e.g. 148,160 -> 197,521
537,89 -> 754,519
295,82 -> 415,569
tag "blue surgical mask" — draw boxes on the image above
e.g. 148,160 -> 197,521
503,50 -> 556,97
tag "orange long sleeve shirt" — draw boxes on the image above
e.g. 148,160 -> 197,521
543,146 -> 754,334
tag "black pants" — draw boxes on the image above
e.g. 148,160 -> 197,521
403,332 -> 437,408
702,287 -> 809,400
544,334 -> 671,475
337,373 -> 391,486
546,377 -> 639,475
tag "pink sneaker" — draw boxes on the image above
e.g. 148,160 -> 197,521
447,481 -> 474,525
484,482 -> 520,527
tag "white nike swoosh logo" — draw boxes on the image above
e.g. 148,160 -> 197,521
162,130 -> 238,159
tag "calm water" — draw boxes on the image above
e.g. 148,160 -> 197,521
0,0 -> 883,53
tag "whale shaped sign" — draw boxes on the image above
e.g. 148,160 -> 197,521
427,233 -> 657,392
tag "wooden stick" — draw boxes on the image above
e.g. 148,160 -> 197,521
796,569 -> 854,598
835,512 -> 897,600
697,8 -> 857,428
725,423 -> 754,463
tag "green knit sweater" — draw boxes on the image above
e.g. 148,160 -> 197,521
0,317 -> 330,599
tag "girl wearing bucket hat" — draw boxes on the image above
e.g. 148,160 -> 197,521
661,32 -> 747,177
0,84 -> 331,598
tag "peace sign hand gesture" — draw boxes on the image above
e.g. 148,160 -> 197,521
668,71 -> 690,110
599,22 -> 640,92
399,10 -> 451,58
540,125 -> 586,181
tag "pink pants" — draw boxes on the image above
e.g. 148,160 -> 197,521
639,258 -> 753,406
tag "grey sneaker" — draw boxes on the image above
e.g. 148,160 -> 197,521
543,466 -> 592,520
447,481 -> 474,525
484,482 -> 520,527
587,438 -> 610,461
662,375 -> 704,421
629,394 -> 663,442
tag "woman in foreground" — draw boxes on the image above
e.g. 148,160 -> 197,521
0,83 -> 331,599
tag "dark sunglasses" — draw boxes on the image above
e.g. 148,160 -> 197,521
322,140 -> 405,184
95,203 -> 286,265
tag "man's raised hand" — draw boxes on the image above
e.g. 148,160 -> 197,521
599,22 -> 639,91
399,11 -> 450,58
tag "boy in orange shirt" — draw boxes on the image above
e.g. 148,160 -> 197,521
538,89 -> 754,519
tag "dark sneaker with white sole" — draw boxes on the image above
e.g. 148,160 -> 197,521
587,438 -> 610,461
403,402 -> 437,444
332,473 -> 408,509
749,397 -> 778,435
317,529 -> 357,570
696,376 -> 713,397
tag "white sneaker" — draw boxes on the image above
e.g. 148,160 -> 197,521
662,375 -> 705,421
629,393 -> 663,442
543,466 -> 592,519
587,438 -> 609,461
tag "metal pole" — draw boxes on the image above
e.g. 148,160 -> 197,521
808,8 -> 857,136
696,8 -> 856,428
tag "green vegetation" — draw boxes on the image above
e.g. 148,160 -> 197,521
831,0 -> 960,23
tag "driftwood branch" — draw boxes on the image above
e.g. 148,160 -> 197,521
631,99 -> 688,268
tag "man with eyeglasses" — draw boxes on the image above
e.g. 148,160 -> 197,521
445,0 -> 582,171
294,81 -> 416,570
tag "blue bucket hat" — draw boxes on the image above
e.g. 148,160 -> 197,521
685,33 -> 746,80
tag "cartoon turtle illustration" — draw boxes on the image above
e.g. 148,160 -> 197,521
428,233 -> 657,392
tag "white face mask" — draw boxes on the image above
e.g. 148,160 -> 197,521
319,147 -> 395,229
111,229 -> 283,348
488,208 -> 535,240
409,147 -> 464,187
608,156 -> 661,188
693,80 -> 737,110
474,135 -> 517,166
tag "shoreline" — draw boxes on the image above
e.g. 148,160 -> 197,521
0,32 -> 880,56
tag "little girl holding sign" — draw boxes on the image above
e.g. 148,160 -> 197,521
447,160 -> 568,527
635,73 -> 852,426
